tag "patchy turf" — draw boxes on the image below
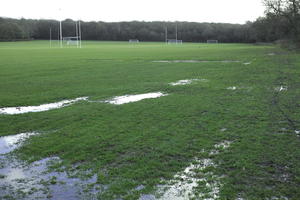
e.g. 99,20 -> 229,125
0,41 -> 299,199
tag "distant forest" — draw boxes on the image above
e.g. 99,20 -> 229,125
0,0 -> 299,43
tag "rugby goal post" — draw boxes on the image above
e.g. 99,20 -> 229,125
167,39 -> 183,44
63,37 -> 80,46
207,40 -> 218,44
129,39 -> 139,43
58,20 -> 82,48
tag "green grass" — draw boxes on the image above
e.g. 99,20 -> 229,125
0,40 -> 299,199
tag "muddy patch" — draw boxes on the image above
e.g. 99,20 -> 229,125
104,92 -> 168,105
169,79 -> 208,86
152,60 -> 241,63
0,97 -> 88,115
140,141 -> 232,200
0,132 -> 100,199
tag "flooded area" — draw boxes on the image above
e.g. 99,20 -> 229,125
105,92 -> 168,105
0,132 -> 100,199
153,60 -> 241,63
0,97 -> 88,115
0,132 -> 38,154
227,86 -> 237,90
140,141 -> 232,200
169,79 -> 208,86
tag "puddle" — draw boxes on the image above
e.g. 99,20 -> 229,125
214,141 -> 232,149
153,60 -> 240,63
0,132 -> 38,154
140,141 -> 232,200
267,53 -> 276,56
135,185 -> 146,191
104,92 -> 168,105
169,79 -> 208,86
243,62 -> 251,65
227,86 -> 237,90
0,132 -> 100,199
220,128 -> 227,132
140,194 -> 156,200
275,86 -> 288,92
0,97 -> 88,115
0,156 -> 99,200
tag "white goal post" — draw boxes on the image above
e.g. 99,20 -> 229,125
63,37 -> 80,45
56,20 -> 82,48
167,39 -> 183,44
207,40 -> 218,44
129,39 -> 139,43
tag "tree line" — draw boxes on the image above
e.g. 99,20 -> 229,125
0,0 -> 299,43
0,18 -> 254,43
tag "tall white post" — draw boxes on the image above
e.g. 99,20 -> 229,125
165,26 -> 168,44
59,21 -> 63,48
78,21 -> 82,48
75,21 -> 79,48
175,23 -> 178,44
50,28 -> 52,48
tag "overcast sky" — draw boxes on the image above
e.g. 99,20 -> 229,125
0,0 -> 265,24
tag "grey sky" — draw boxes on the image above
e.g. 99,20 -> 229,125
0,0 -> 265,24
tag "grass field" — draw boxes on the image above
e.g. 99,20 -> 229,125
0,41 -> 300,199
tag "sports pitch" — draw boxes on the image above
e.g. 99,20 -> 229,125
0,41 -> 300,199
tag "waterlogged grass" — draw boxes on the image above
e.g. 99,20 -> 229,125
0,41 -> 299,199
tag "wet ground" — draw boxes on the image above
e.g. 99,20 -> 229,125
104,92 -> 168,105
152,60 -> 241,63
169,79 -> 208,86
0,97 -> 88,115
0,133 -> 100,200
139,141 -> 232,200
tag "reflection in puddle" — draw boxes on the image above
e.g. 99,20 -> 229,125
0,156 -> 99,200
105,92 -> 168,105
0,132 -> 100,199
153,60 -> 241,63
0,97 -> 88,115
227,86 -> 237,90
169,79 -> 208,86
0,132 -> 38,154
140,141 -> 232,200
275,86 -> 288,92
220,128 -> 227,132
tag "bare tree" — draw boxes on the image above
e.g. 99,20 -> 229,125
263,0 -> 300,39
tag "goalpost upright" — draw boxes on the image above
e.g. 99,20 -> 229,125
49,28 -> 52,48
165,26 -> 168,44
175,23 -> 178,44
165,23 -> 182,44
59,20 -> 63,48
78,20 -> 82,48
57,20 -> 82,48
56,7 -> 82,48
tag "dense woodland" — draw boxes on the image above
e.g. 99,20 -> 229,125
0,0 -> 299,43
